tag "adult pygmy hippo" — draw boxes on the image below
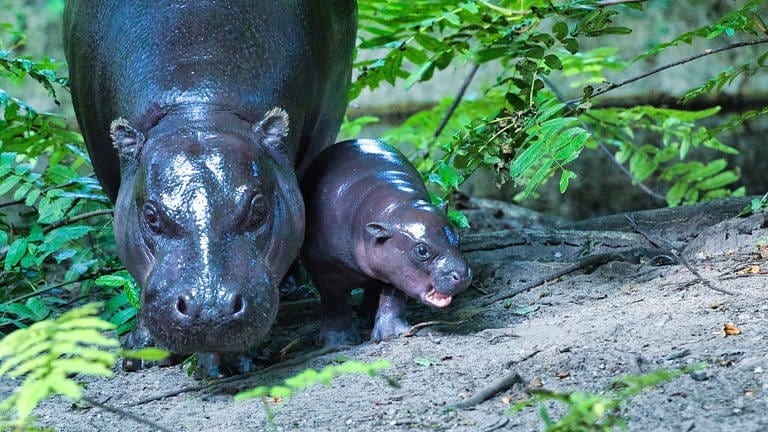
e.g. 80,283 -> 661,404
301,140 -> 472,345
63,0 -> 356,374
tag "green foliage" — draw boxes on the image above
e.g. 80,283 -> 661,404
0,303 -> 117,428
95,271 -> 140,335
0,23 -> 120,333
584,106 -> 743,206
739,192 -> 768,216
354,0 -> 633,199
234,359 -> 391,401
512,366 -> 699,431
354,0 -> 766,208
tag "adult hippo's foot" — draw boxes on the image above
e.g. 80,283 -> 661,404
122,315 -> 253,378
121,318 -> 185,371
370,287 -> 411,342
195,353 -> 256,380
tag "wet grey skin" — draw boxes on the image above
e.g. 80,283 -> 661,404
63,0 -> 356,377
301,139 -> 473,346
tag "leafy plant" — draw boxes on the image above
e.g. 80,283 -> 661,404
352,0 -> 768,209
0,21 -> 121,333
235,359 -> 392,430
512,366 -> 700,431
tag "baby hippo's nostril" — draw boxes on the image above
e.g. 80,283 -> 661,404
450,271 -> 461,282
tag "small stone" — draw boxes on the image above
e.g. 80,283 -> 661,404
689,370 -> 709,381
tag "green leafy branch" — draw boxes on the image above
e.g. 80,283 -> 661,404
0,303 -> 117,428
512,366 -> 699,431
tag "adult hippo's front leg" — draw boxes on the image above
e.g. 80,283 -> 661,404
63,0 -> 356,376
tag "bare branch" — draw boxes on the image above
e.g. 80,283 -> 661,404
434,64 -> 480,139
568,38 -> 768,105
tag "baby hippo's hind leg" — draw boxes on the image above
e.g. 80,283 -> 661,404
370,286 -> 410,342
315,273 -> 360,346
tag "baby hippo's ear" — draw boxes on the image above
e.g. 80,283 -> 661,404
253,107 -> 290,150
110,118 -> 145,161
366,222 -> 394,240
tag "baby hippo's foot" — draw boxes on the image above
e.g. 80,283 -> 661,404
371,314 -> 410,342
121,322 -> 184,371
320,315 -> 360,347
194,353 -> 255,379
370,286 -> 410,342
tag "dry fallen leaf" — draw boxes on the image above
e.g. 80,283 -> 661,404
530,377 -> 543,387
720,323 -> 742,337
709,300 -> 724,309
555,371 -> 571,379
501,396 -> 512,405
737,265 -> 761,275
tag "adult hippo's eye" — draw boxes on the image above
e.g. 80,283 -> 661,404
143,202 -> 162,234
245,193 -> 268,230
413,243 -> 431,262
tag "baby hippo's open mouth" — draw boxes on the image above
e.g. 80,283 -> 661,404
423,288 -> 453,308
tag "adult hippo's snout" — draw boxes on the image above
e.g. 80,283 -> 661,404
142,264 -> 279,353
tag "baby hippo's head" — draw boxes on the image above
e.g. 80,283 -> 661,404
364,201 -> 471,307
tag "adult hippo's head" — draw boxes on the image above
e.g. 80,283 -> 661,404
110,108 -> 303,354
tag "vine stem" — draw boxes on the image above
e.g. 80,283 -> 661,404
567,38 -> 768,105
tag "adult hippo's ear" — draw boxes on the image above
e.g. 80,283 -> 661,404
366,222 -> 394,241
252,107 -> 290,150
110,118 -> 145,169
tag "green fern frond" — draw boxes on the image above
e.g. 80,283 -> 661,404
0,302 -> 118,426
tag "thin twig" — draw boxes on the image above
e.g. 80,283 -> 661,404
505,349 -> 542,368
452,371 -> 524,409
404,320 -> 464,337
0,274 -> 99,306
434,63 -> 480,139
624,214 -> 738,295
129,345 -> 345,406
82,395 -> 177,432
478,252 -> 629,307
567,38 -> 768,105
42,209 -> 114,233
596,0 -> 648,6
672,249 -> 739,295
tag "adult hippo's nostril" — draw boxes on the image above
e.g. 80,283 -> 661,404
231,293 -> 245,316
176,295 -> 189,316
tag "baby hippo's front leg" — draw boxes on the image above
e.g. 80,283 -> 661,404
371,286 -> 410,342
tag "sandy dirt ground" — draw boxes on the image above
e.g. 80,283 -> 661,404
10,197 -> 768,431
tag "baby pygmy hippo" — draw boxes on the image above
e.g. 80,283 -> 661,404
301,139 -> 472,346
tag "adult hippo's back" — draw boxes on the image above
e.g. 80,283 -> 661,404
63,1 -> 356,368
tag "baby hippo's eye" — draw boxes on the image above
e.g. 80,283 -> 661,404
143,202 -> 162,234
245,193 -> 268,230
413,243 -> 431,262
